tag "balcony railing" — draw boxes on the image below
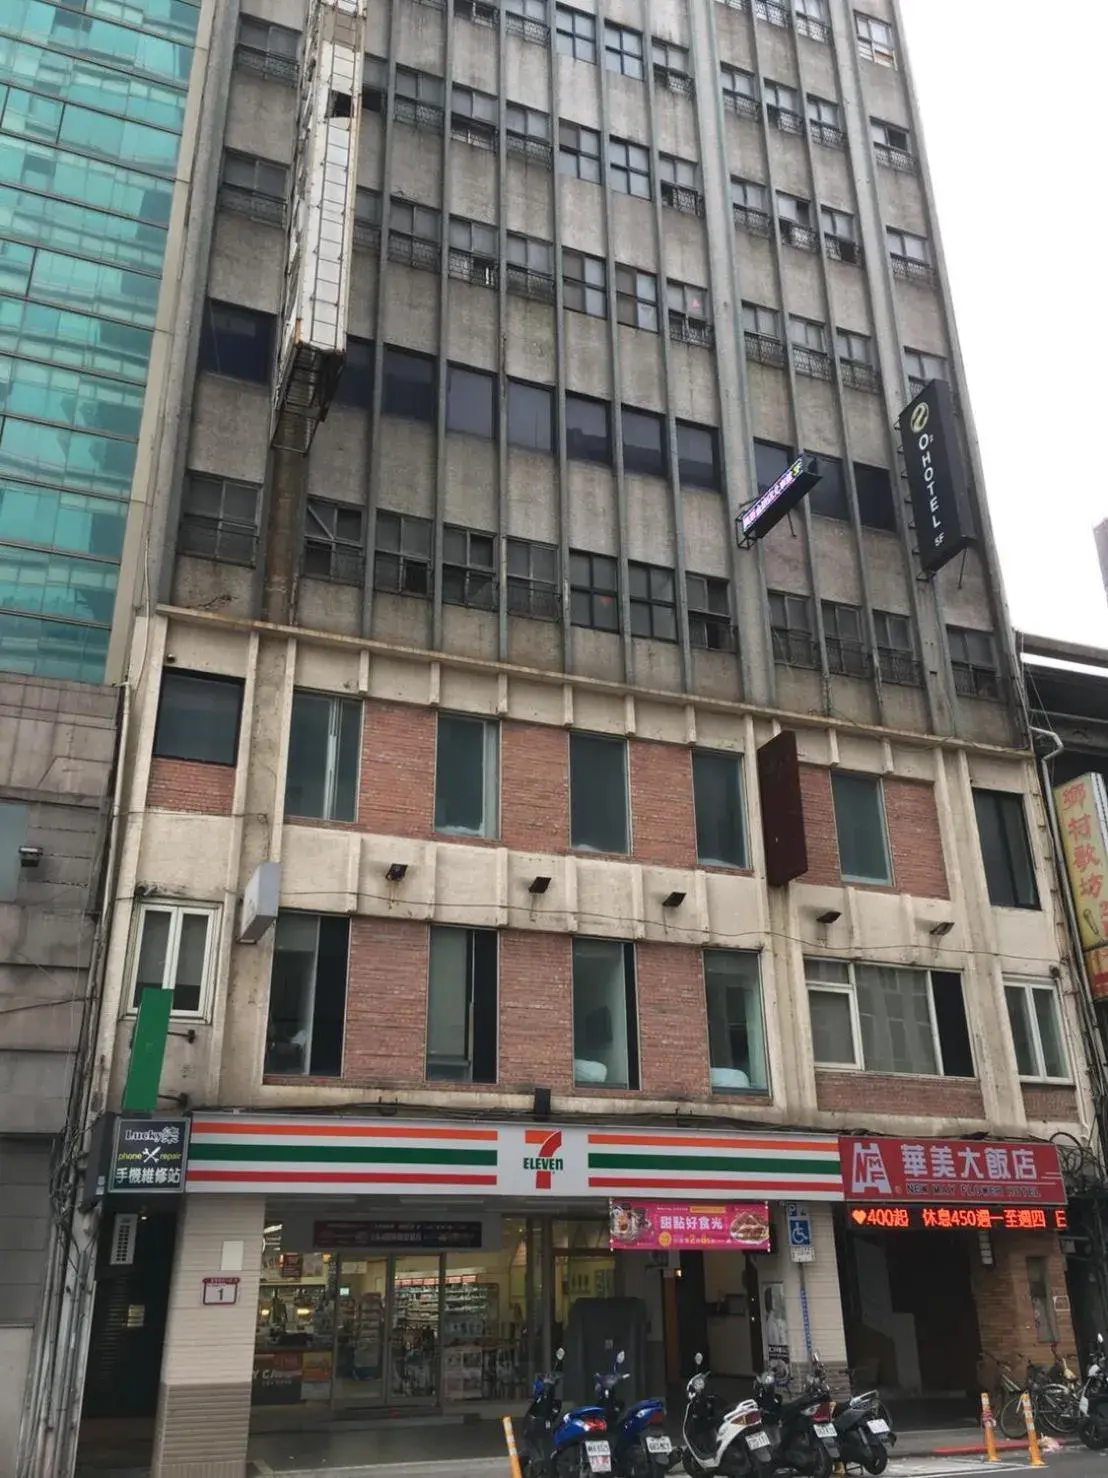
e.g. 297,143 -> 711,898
745,331 -> 786,368
394,97 -> 445,133
767,104 -> 806,136
234,45 -> 298,83
839,358 -> 880,394
754,0 -> 791,26
795,13 -> 831,43
506,264 -> 556,302
448,249 -> 499,289
218,184 -> 286,226
874,141 -> 917,173
506,133 -> 553,168
878,649 -> 922,687
733,203 -> 772,237
505,11 -> 550,44
890,253 -> 936,287
824,233 -> 863,266
388,234 -> 442,273
792,345 -> 832,380
810,120 -> 845,149
779,219 -> 818,251
772,628 -> 819,669
669,314 -> 714,349
662,181 -> 705,216
723,92 -> 760,121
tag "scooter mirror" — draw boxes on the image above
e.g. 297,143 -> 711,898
556,1348 -> 565,1362
1099,1334 -> 1105,1346
617,1350 -> 626,1365
694,1353 -> 703,1367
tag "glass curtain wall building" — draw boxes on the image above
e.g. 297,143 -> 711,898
0,0 -> 200,681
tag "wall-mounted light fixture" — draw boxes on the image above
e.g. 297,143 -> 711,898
529,876 -> 552,895
662,891 -> 686,909
385,862 -> 407,883
929,920 -> 954,937
816,909 -> 841,926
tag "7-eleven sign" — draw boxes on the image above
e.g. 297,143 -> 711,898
523,1129 -> 564,1190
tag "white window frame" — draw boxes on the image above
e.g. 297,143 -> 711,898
1005,978 -> 1072,1084
806,959 -> 863,1070
434,713 -> 500,838
807,958 -> 964,1076
286,689 -> 362,822
127,902 -> 219,1019
855,10 -> 896,66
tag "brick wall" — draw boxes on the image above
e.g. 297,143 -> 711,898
499,930 -> 573,1088
884,779 -> 948,898
634,941 -> 710,1097
341,916 -> 429,1083
501,722 -> 568,852
799,765 -> 839,885
1021,1084 -> 1080,1123
815,1070 -> 985,1119
629,742 -> 696,868
147,756 -> 234,815
972,1233 -> 1076,1368
359,701 -> 434,837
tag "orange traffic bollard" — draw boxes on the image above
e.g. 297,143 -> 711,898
980,1391 -> 999,1463
1020,1391 -> 1046,1468
503,1415 -> 524,1478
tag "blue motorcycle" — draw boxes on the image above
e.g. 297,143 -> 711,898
594,1349 -> 674,1478
519,1348 -> 611,1478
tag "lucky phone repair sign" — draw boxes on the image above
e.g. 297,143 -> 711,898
110,1117 -> 190,1194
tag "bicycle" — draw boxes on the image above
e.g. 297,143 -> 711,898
980,1350 -> 1079,1439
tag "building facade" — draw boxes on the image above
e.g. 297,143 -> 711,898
66,0 -> 1097,1475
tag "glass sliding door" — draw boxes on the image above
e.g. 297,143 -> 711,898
333,1256 -> 388,1406
390,1255 -> 442,1402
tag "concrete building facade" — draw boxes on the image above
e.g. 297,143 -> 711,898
66,0 -> 1099,1475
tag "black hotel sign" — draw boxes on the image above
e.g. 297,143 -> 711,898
898,380 -> 974,576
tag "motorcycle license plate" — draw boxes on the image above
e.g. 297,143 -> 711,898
1080,1395 -> 1090,1415
868,1420 -> 890,1436
586,1442 -> 611,1473
815,1424 -> 837,1440
645,1437 -> 672,1455
747,1432 -> 771,1450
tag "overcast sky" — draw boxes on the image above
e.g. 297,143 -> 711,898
898,1 -> 1108,647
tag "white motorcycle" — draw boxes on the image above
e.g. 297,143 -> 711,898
679,1355 -> 773,1478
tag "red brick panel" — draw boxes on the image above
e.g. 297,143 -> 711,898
147,756 -> 234,814
501,722 -> 569,852
498,930 -> 574,1088
1021,1084 -> 1079,1123
798,765 -> 840,885
629,741 -> 696,868
815,1070 -> 984,1118
359,701 -> 435,837
634,942 -> 710,1098
971,1233 -> 1075,1373
343,916 -> 429,1083
884,778 -> 949,898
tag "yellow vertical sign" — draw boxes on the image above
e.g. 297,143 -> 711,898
1054,772 -> 1108,1000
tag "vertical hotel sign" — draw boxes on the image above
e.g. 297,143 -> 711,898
1054,772 -> 1108,999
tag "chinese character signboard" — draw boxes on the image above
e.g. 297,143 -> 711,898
110,1117 -> 189,1194
848,1205 -> 1069,1232
840,1137 -> 1064,1206
313,1220 -> 485,1250
609,1201 -> 770,1251
1054,773 -> 1108,999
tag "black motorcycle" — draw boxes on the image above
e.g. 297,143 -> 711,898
753,1362 -> 839,1478
1078,1334 -> 1108,1450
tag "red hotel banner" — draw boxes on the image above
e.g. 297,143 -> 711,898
609,1200 -> 771,1251
840,1137 -> 1065,1206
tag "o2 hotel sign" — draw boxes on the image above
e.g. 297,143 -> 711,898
897,380 -> 974,576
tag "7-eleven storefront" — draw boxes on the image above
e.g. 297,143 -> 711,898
147,1116 -> 845,1477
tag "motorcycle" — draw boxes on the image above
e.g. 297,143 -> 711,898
753,1359 -> 839,1478
518,1348 -> 612,1478
594,1348 -> 675,1478
679,1352 -> 773,1477
1078,1334 -> 1108,1450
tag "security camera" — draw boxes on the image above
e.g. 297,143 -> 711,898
18,845 -> 43,868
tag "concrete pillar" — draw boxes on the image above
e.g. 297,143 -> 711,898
151,1195 -> 265,1478
971,1231 -> 1076,1369
777,1205 -> 847,1378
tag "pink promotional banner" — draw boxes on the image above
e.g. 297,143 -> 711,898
609,1200 -> 770,1251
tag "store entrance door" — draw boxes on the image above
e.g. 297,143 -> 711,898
332,1255 -> 441,1410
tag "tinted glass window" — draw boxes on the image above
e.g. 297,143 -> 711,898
808,453 -> 849,520
508,380 -> 554,452
622,407 -> 665,477
973,789 -> 1039,909
446,365 -> 495,438
854,462 -> 898,531
565,394 -> 610,464
382,347 -> 436,421
754,438 -> 791,491
154,670 -> 243,765
693,750 -> 746,868
676,421 -> 719,490
197,300 -> 274,383
571,733 -> 628,853
333,336 -> 374,407
831,772 -> 890,884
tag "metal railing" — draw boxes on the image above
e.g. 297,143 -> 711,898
767,104 -> 806,136
890,253 -> 936,286
792,345 -> 833,380
733,203 -> 772,237
824,233 -> 863,266
218,184 -> 286,226
452,117 -> 498,151
810,120 -> 845,149
874,141 -> 916,172
779,219 -> 818,251
388,234 -> 442,273
662,182 -> 705,216
505,12 -> 550,44
723,92 -> 761,121
448,249 -> 499,289
353,220 -> 381,251
506,264 -> 556,302
234,45 -> 298,82
506,133 -> 554,167
745,332 -> 786,368
772,629 -> 819,669
839,359 -> 880,394
669,315 -> 714,349
755,0 -> 791,26
878,650 -> 922,687
393,97 -> 445,133
654,65 -> 695,97
795,13 -> 831,43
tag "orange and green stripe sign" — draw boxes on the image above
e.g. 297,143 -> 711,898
584,1131 -> 841,1199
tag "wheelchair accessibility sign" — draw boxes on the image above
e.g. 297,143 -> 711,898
786,1203 -> 815,1263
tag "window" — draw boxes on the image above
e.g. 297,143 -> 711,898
264,914 -> 348,1076
604,21 -> 644,79
285,691 -> 360,822
558,120 -> 602,182
721,64 -> 758,118
506,103 -> 553,165
807,94 -> 843,147
388,198 -> 442,272
446,365 -> 496,438
354,187 -> 382,250
219,150 -> 287,222
507,232 -> 556,300
130,903 -> 216,1016
687,573 -> 734,653
563,249 -> 608,317
608,136 -> 651,198
694,750 -> 746,867
507,379 -> 554,453
448,217 -> 498,288
667,281 -> 712,347
154,670 -> 243,765
382,346 -> 436,422
769,591 -> 817,668
777,191 -> 815,249
395,66 -> 446,130
973,789 -> 1039,909
806,958 -> 973,1076
1005,980 -> 1069,1082
570,550 -> 619,631
854,462 -> 898,532
822,601 -> 867,678
705,950 -> 765,1091
837,329 -> 878,392
743,302 -> 784,365
755,439 -> 791,491
566,394 -> 611,464
375,511 -> 432,597
556,5 -> 596,62
764,79 -> 802,133
658,152 -> 702,213
615,266 -> 658,332
198,299 -> 274,383
0,803 -> 27,902
435,714 -> 498,836
676,421 -> 720,491
362,55 -> 387,111
808,452 -> 848,520
622,406 -> 666,477
873,610 -> 919,686
507,538 -> 559,619
653,39 -> 693,93
887,227 -> 933,283
304,498 -> 364,584
795,0 -> 829,42
822,205 -> 860,264
855,11 -> 896,66
731,176 -> 770,233
571,733 -> 628,852
506,0 -> 550,28
443,526 -> 497,610
455,0 -> 500,26
236,16 -> 299,81
831,771 -> 890,884
573,938 -> 638,1088
451,84 -> 499,149
427,927 -> 498,1082
949,625 -> 1001,700
178,473 -> 259,566
1027,1256 -> 1058,1344
334,335 -> 374,406
629,562 -> 676,642
871,116 -> 915,171
790,315 -> 830,379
